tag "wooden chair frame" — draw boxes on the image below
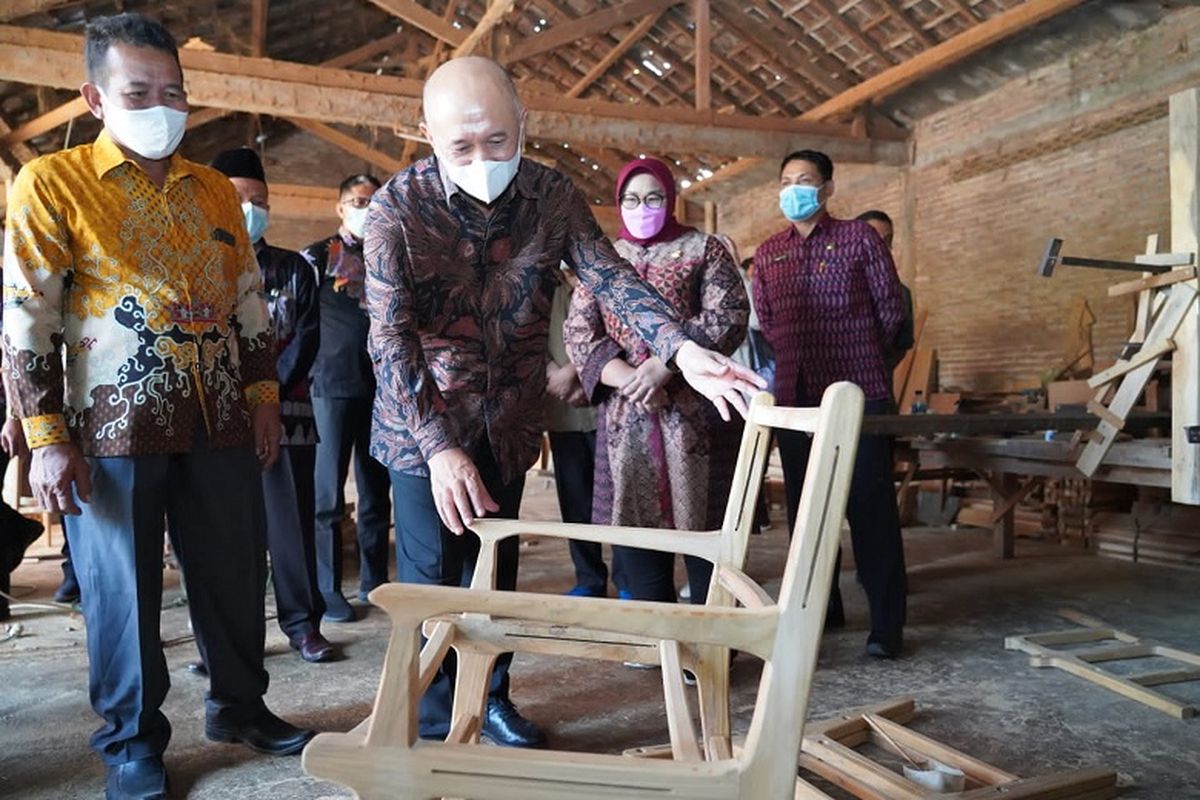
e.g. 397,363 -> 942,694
302,382 -> 865,799
795,698 -> 1117,800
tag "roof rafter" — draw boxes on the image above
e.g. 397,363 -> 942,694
565,11 -> 664,98
502,0 -> 681,64
367,0 -> 466,48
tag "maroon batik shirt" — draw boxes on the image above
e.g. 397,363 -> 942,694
752,216 -> 905,406
364,157 -> 689,483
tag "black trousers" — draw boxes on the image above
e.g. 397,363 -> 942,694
389,445 -> 525,738
777,397 -> 907,648
613,546 -> 711,605
313,396 -> 392,596
262,444 -> 324,639
71,436 -> 269,764
548,430 -> 617,594
0,448 -> 23,618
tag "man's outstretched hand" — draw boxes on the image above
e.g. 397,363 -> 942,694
673,340 -> 766,421
428,447 -> 499,534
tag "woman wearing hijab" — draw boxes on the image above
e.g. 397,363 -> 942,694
564,157 -> 749,605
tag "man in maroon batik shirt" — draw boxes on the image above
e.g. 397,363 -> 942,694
752,149 -> 909,659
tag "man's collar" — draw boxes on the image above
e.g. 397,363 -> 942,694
91,128 -> 196,186
784,212 -> 834,241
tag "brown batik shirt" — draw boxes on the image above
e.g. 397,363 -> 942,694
365,156 -> 689,483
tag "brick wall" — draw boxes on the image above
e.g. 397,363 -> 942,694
717,7 -> 1200,392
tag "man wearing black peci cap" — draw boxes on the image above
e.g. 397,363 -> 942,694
211,147 -> 334,665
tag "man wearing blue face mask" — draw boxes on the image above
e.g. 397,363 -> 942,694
752,149 -> 909,659
211,148 -> 332,666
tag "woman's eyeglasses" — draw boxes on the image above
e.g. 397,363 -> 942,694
619,193 -> 667,210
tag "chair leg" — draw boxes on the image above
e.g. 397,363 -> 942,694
449,649 -> 497,744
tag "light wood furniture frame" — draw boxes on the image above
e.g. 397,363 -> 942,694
795,698 -> 1117,800
302,382 -> 864,799
1006,608 -> 1200,719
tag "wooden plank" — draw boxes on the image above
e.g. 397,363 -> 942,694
1086,339 -> 1175,388
1086,401 -> 1126,431
899,347 -> 934,415
1108,267 -> 1196,297
565,12 -> 663,98
504,0 -> 678,63
1130,668 -> 1200,687
1170,88 -> 1200,505
989,476 -> 1040,525
0,95 -> 88,148
0,26 -> 908,164
892,309 -> 928,405
1079,284 -> 1197,476
693,0 -> 711,111
323,31 -> 410,69
286,117 -> 405,175
454,0 -> 517,58
0,0 -> 73,22
991,472 -> 1017,559
803,0 -> 1087,121
250,0 -> 270,57
367,0 -> 467,47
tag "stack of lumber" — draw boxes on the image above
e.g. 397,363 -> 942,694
955,483 -> 1048,538
1043,479 -> 1135,545
1093,500 -> 1200,572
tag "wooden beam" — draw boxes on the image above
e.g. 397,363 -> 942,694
1171,87 -> 1200,505
0,95 -> 87,148
693,0 -> 710,111
250,0 -> 270,57
0,0 -> 73,22
565,12 -> 662,99
808,0 -> 893,67
803,0 -> 1087,121
286,117 -> 406,175
454,0 -> 517,58
503,0 -> 679,65
368,0 -> 466,47
271,182 -> 339,221
323,31 -> 409,69
0,26 -> 908,164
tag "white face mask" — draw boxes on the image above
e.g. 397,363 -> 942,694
98,88 -> 188,161
441,130 -> 523,205
343,206 -> 368,239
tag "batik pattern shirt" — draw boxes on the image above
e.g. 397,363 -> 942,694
2,131 -> 278,455
752,216 -> 904,406
365,156 -> 688,482
257,240 -> 319,446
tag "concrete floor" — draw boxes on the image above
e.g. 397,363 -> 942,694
2,472 -> 1198,799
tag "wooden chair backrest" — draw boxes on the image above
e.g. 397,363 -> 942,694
738,381 -> 864,796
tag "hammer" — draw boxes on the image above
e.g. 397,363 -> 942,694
1036,238 -> 1190,278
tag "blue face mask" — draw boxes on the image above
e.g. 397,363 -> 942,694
242,201 -> 269,244
779,184 -> 823,222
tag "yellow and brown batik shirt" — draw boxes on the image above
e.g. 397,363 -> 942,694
2,130 -> 278,455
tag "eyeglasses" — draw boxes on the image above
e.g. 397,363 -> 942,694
620,193 -> 667,210
340,197 -> 371,209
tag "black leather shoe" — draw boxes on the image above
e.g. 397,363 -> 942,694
866,637 -> 902,659
53,575 -> 81,605
321,592 -> 356,623
290,631 -> 335,663
105,756 -> 168,800
481,698 -> 546,748
206,708 -> 315,756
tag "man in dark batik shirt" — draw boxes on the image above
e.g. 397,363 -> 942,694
364,56 -> 763,749
212,148 -> 333,664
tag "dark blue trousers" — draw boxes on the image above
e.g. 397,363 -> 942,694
72,437 -> 269,765
389,445 -> 524,738
262,444 -> 324,639
548,430 -> 611,593
312,396 -> 392,596
777,397 -> 908,649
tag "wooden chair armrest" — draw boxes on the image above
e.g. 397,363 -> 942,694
468,519 -> 724,562
715,565 -> 775,609
372,583 -> 778,661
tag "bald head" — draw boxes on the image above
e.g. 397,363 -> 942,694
422,57 -> 526,168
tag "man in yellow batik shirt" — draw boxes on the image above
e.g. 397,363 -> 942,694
2,14 -> 312,800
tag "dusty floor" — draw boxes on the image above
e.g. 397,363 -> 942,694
2,470 -> 1199,799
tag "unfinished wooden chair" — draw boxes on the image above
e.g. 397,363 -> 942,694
302,381 -> 864,799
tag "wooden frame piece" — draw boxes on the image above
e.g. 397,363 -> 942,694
302,384 -> 866,799
798,698 -> 1118,800
1005,608 -> 1200,719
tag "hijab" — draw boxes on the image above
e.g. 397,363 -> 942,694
614,156 -> 695,246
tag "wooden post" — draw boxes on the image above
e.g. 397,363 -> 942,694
693,0 -> 710,112
703,200 -> 716,234
992,472 -> 1017,559
1170,88 -> 1200,504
